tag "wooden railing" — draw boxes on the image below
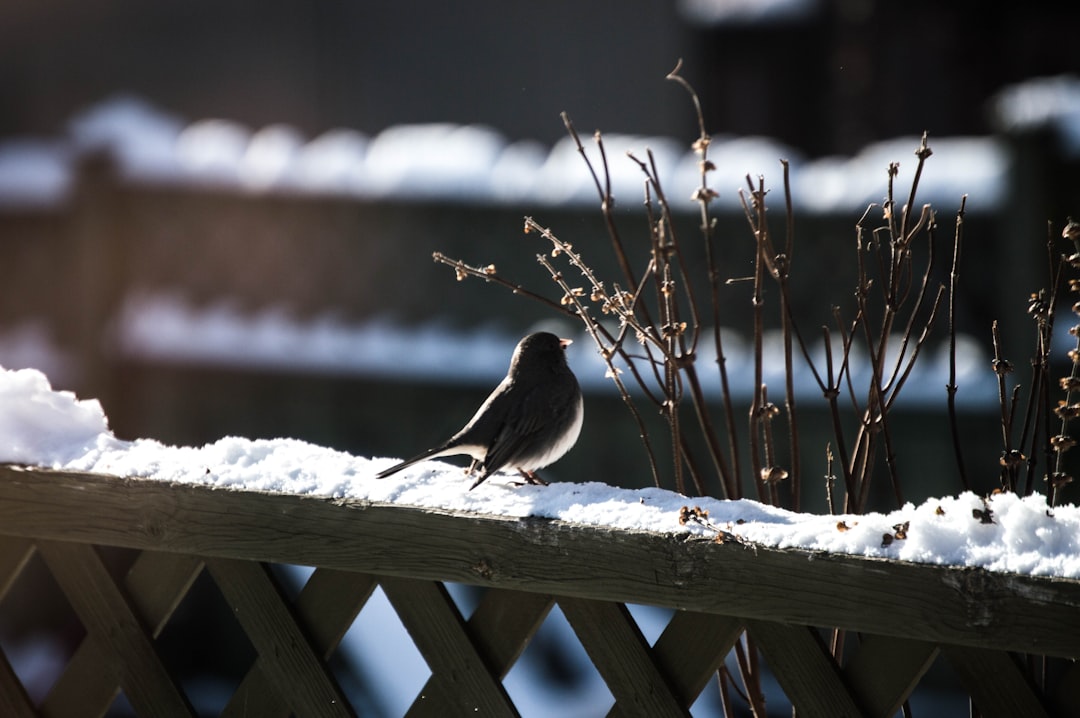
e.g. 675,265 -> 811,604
0,465 -> 1078,716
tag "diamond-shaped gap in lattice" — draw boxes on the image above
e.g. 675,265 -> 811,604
904,652 -> 974,717
0,544 -> 85,706
444,581 -> 483,619
720,633 -> 791,716
334,582 -> 431,715
151,562 -> 256,715
502,601 -> 614,716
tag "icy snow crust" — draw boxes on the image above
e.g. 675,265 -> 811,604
3,365 -> 1078,580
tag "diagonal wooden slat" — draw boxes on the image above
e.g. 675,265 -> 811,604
746,619 -> 863,717
204,557 -> 354,718
1053,657 -> 1080,715
379,576 -> 519,715
406,587 -> 554,717
607,610 -> 744,716
559,597 -> 687,717
221,568 -> 378,718
42,551 -> 203,718
36,540 -> 195,716
0,537 -> 34,600
0,648 -> 36,718
944,645 -> 1049,718
843,633 -> 939,718
0,538 -> 37,717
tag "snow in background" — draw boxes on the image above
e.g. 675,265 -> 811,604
0,81 -> 1029,213
991,73 -> 1080,157
1,363 -> 1077,580
112,292 -> 1000,408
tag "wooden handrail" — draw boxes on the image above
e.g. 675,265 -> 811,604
0,465 -> 1076,660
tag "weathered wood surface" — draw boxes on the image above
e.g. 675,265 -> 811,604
0,465 -> 1078,663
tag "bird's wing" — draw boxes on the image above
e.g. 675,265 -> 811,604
478,382 -> 562,477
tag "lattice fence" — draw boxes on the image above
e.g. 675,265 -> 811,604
0,466 -> 1078,716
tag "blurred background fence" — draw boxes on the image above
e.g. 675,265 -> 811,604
4,2 -> 1080,713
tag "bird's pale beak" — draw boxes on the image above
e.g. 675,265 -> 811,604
559,338 -> 573,349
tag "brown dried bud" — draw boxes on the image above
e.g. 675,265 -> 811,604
661,321 -> 687,338
1063,218 -> 1080,242
691,187 -> 719,203
1062,375 -> 1080,391
678,505 -> 709,526
1000,449 -> 1026,468
1049,472 -> 1075,488
760,466 -> 789,484
759,402 -> 781,420
1028,292 -> 1050,319
1051,434 -> 1077,451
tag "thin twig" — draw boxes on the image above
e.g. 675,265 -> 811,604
946,196 -> 971,491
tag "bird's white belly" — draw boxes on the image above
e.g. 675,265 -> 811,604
519,394 -> 584,470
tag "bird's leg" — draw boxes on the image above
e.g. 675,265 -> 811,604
464,459 -> 481,476
518,469 -> 548,486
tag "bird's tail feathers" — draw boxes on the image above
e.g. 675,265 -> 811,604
375,442 -> 476,479
375,446 -> 447,479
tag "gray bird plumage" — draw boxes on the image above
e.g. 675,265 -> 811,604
375,332 -> 583,489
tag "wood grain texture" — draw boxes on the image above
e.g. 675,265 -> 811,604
630,610 -> 744,710
1,466 -> 1078,663
406,587 -> 553,716
944,645 -> 1050,718
561,597 -> 687,716
42,551 -> 202,718
205,557 -> 354,718
222,569 -> 376,718
36,540 -> 195,716
380,576 -> 518,715
747,619 -> 863,717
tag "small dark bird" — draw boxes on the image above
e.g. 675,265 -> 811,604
376,331 -> 583,489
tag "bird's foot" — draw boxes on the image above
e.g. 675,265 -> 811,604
514,470 -> 548,487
